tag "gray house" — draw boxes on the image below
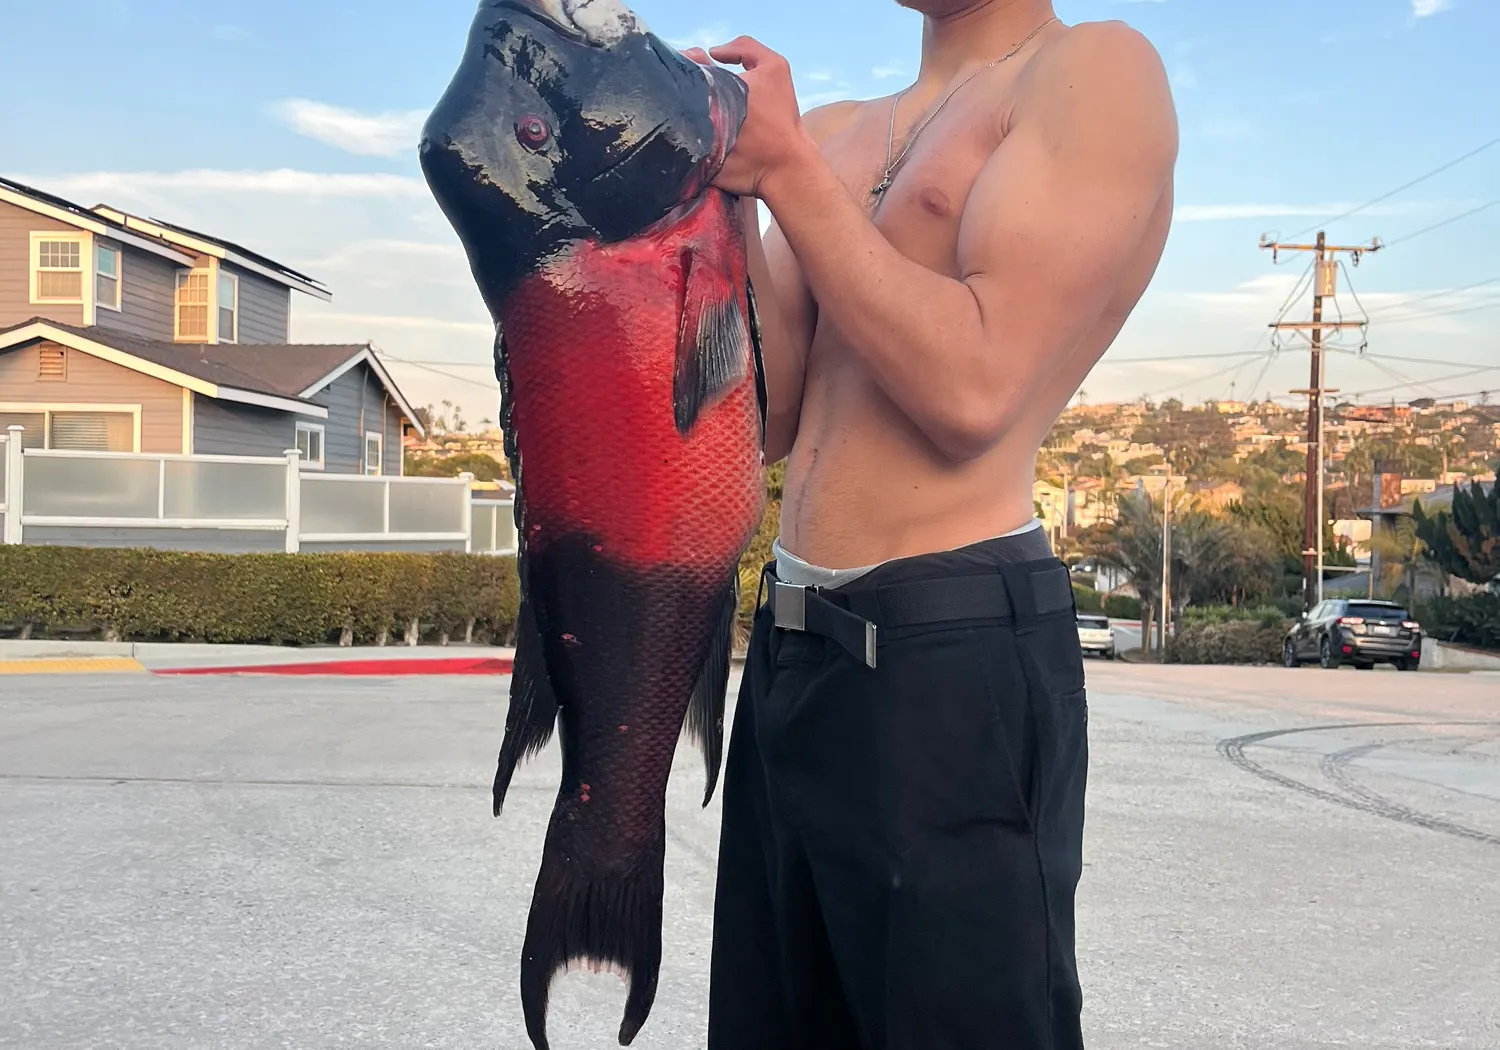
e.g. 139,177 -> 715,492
0,176 -> 423,469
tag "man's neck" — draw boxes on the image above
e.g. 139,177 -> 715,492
916,0 -> 1058,89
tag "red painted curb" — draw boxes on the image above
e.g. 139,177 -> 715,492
156,657 -> 515,677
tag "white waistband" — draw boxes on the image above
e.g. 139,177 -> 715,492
773,518 -> 1045,591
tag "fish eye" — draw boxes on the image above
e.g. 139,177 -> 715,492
516,115 -> 553,151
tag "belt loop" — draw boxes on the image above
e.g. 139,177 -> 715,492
756,561 -> 775,612
1000,562 -> 1040,635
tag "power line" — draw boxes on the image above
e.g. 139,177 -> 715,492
1341,363 -> 1500,400
375,352 -> 498,391
1287,135 -> 1500,239
1136,351 -> 1277,400
1373,296 -> 1500,327
1383,198 -> 1500,248
1099,350 -> 1271,365
1363,351 -> 1500,370
1364,274 -> 1500,316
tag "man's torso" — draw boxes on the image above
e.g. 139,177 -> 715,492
779,26 -> 1173,569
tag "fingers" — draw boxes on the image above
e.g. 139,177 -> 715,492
680,47 -> 712,66
709,35 -> 780,71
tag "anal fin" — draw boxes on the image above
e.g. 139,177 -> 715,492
673,249 -> 750,435
683,580 -> 737,806
493,597 -> 559,817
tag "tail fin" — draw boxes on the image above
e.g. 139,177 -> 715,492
520,834 -> 665,1049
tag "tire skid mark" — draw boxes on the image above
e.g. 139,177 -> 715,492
1218,721 -> 1500,848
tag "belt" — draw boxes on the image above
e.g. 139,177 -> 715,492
765,558 -> 1074,670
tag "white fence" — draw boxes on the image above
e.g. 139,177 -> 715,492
0,424 -> 516,555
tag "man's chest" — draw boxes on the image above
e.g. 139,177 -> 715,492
819,100 -> 1004,273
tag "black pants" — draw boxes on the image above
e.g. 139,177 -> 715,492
708,535 -> 1088,1050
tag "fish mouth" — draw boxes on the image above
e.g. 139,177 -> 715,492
494,0 -> 587,43
494,0 -> 645,48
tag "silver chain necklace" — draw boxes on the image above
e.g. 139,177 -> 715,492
870,15 -> 1059,210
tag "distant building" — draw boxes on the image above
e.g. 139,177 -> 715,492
1185,479 -> 1244,512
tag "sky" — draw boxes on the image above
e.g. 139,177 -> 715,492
2,0 -> 1497,419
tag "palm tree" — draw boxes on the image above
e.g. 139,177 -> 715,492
1096,492 -> 1162,653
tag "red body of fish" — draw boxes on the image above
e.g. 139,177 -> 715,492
495,184 -> 765,1048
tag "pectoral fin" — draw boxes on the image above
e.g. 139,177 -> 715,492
673,249 -> 750,435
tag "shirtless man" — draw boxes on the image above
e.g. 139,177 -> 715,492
686,2 -> 1176,1047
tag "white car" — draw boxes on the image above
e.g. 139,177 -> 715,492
1076,615 -> 1116,659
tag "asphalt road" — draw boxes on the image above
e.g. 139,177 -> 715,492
2,664 -> 1497,1050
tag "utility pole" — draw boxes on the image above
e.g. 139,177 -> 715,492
1160,478 -> 1172,653
1260,231 -> 1381,610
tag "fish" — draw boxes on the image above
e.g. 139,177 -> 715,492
418,2 -> 767,1047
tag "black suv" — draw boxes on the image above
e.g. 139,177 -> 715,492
1282,599 -> 1423,671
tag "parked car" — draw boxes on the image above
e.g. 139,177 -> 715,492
1076,615 -> 1116,659
1282,599 -> 1423,671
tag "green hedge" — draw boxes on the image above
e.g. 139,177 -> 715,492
1412,593 -> 1500,652
0,547 -> 519,646
1073,585 -> 1104,614
1183,604 -> 1291,628
1103,594 -> 1141,620
1165,618 -> 1294,665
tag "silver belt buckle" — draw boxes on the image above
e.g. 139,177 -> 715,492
773,581 -> 807,631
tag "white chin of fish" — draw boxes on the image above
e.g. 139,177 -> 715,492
533,0 -> 648,47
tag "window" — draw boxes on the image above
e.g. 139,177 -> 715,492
176,270 -> 210,341
0,408 -> 136,452
296,422 -> 325,470
49,412 -> 134,452
34,238 -> 84,303
38,346 -> 66,381
217,272 -> 238,343
364,431 -> 383,476
96,245 -> 121,311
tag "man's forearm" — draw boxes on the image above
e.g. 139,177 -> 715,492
759,137 -> 1006,460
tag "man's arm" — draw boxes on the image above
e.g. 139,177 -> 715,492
713,24 -> 1178,462
735,103 -> 858,464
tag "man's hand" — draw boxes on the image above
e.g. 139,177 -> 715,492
683,38 -> 814,199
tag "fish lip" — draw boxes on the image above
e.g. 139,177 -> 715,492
493,0 -> 589,44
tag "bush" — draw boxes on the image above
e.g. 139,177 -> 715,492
1165,618 -> 1293,665
1411,593 -> 1500,652
1182,604 -> 1289,629
736,499 -> 781,643
1103,594 -> 1142,620
1073,585 -> 1104,614
0,547 -> 519,646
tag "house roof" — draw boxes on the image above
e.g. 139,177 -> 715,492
0,319 -> 423,435
0,175 -> 329,301
89,206 -> 331,302
0,176 -> 197,268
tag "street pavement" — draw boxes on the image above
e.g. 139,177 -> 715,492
1,664 -> 1497,1049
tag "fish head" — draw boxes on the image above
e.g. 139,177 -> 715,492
420,0 -> 749,312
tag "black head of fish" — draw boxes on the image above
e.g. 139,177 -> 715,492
420,0 -> 749,313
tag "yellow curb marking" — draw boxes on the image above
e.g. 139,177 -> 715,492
0,658 -> 146,675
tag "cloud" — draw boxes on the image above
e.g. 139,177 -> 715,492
1411,0 -> 1452,17
871,63 -> 906,80
1173,201 -> 1426,223
806,71 -> 835,83
1170,65 -> 1199,90
305,312 -> 495,337
274,99 -> 428,158
24,169 -> 427,199
668,24 -> 729,52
